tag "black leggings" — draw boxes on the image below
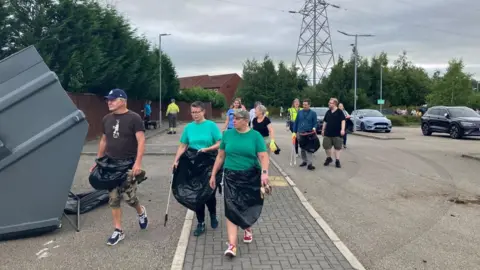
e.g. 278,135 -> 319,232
195,193 -> 217,223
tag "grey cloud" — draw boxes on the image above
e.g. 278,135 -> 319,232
114,0 -> 480,78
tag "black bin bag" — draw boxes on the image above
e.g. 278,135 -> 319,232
89,156 -> 133,190
64,190 -> 109,214
172,149 -> 222,211
298,133 -> 320,153
223,167 -> 263,229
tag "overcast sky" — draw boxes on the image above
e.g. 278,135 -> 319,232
113,0 -> 480,80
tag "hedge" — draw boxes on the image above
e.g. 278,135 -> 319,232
386,115 -> 421,126
177,87 -> 226,109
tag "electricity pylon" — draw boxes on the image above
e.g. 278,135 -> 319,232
293,1 -> 339,85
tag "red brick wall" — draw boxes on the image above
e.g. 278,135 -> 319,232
67,92 -> 214,141
219,75 -> 242,104
212,108 -> 223,119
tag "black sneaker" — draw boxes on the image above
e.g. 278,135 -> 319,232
343,144 -> 347,149
193,222 -> 205,236
335,159 -> 341,168
167,131 -> 172,134
324,157 -> 333,166
106,228 -> 125,246
138,206 -> 148,230
211,215 -> 219,229
299,162 -> 307,167
307,164 -> 315,170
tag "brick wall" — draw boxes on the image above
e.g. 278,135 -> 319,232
67,92 -> 214,141
218,75 -> 242,105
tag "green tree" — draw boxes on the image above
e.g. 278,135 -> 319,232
2,0 -> 179,101
237,55 -> 308,107
427,59 -> 473,106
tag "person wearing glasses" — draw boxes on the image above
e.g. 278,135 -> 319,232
209,110 -> 269,258
172,101 -> 222,237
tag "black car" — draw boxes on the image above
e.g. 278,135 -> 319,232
421,106 -> 480,139
311,107 -> 329,134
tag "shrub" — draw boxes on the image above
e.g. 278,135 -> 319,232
177,87 -> 226,109
386,115 -> 421,126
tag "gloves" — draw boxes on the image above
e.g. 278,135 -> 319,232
269,140 -> 277,152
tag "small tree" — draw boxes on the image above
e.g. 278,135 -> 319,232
178,87 -> 226,109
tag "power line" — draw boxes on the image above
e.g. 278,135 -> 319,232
198,0 -> 480,40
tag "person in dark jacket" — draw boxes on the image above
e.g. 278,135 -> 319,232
293,99 -> 318,170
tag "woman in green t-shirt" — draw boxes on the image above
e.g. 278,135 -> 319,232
173,101 -> 223,237
209,110 -> 270,258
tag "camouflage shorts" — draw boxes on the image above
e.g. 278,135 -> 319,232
108,170 -> 146,208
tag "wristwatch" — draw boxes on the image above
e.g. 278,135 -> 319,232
262,169 -> 268,174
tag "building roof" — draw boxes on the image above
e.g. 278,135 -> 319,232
179,73 -> 240,89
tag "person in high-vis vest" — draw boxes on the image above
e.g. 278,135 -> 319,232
166,99 -> 180,134
287,98 -> 301,156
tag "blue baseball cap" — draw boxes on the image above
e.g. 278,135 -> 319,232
105,88 -> 128,100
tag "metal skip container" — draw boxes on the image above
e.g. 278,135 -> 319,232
0,46 -> 89,239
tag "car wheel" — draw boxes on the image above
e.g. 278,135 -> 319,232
421,123 -> 432,136
360,122 -> 365,131
449,124 -> 463,139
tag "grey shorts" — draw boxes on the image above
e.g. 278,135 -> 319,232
323,136 -> 343,150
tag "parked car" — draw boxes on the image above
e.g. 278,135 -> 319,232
311,107 -> 328,134
351,109 -> 392,132
420,106 -> 480,139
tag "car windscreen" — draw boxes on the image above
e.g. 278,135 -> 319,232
361,110 -> 384,117
449,108 -> 480,118
312,108 -> 328,116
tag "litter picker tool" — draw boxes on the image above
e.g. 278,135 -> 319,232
290,136 -> 296,166
164,168 -> 175,226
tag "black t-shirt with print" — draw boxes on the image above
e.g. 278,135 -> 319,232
102,110 -> 145,159
323,109 -> 346,137
252,117 -> 271,137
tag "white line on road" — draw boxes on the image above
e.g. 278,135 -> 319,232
269,157 -> 366,270
170,210 -> 194,270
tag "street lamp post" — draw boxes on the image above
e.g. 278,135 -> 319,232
337,30 -> 374,131
159,33 -> 171,128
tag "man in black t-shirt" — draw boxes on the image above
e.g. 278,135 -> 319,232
321,98 -> 346,168
90,89 -> 148,246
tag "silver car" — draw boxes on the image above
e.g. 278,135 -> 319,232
351,109 -> 392,132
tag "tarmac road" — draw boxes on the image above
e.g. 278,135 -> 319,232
270,122 -> 480,270
0,149 -> 186,270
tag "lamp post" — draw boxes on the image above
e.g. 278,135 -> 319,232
337,30 -> 374,131
159,33 -> 171,127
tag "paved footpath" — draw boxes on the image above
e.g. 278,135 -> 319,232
183,168 -> 357,270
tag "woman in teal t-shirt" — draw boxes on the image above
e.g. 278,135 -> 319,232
209,109 -> 270,258
173,101 -> 222,237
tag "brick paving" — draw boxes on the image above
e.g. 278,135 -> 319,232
183,175 -> 356,270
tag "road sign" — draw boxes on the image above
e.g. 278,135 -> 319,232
377,99 -> 385,105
